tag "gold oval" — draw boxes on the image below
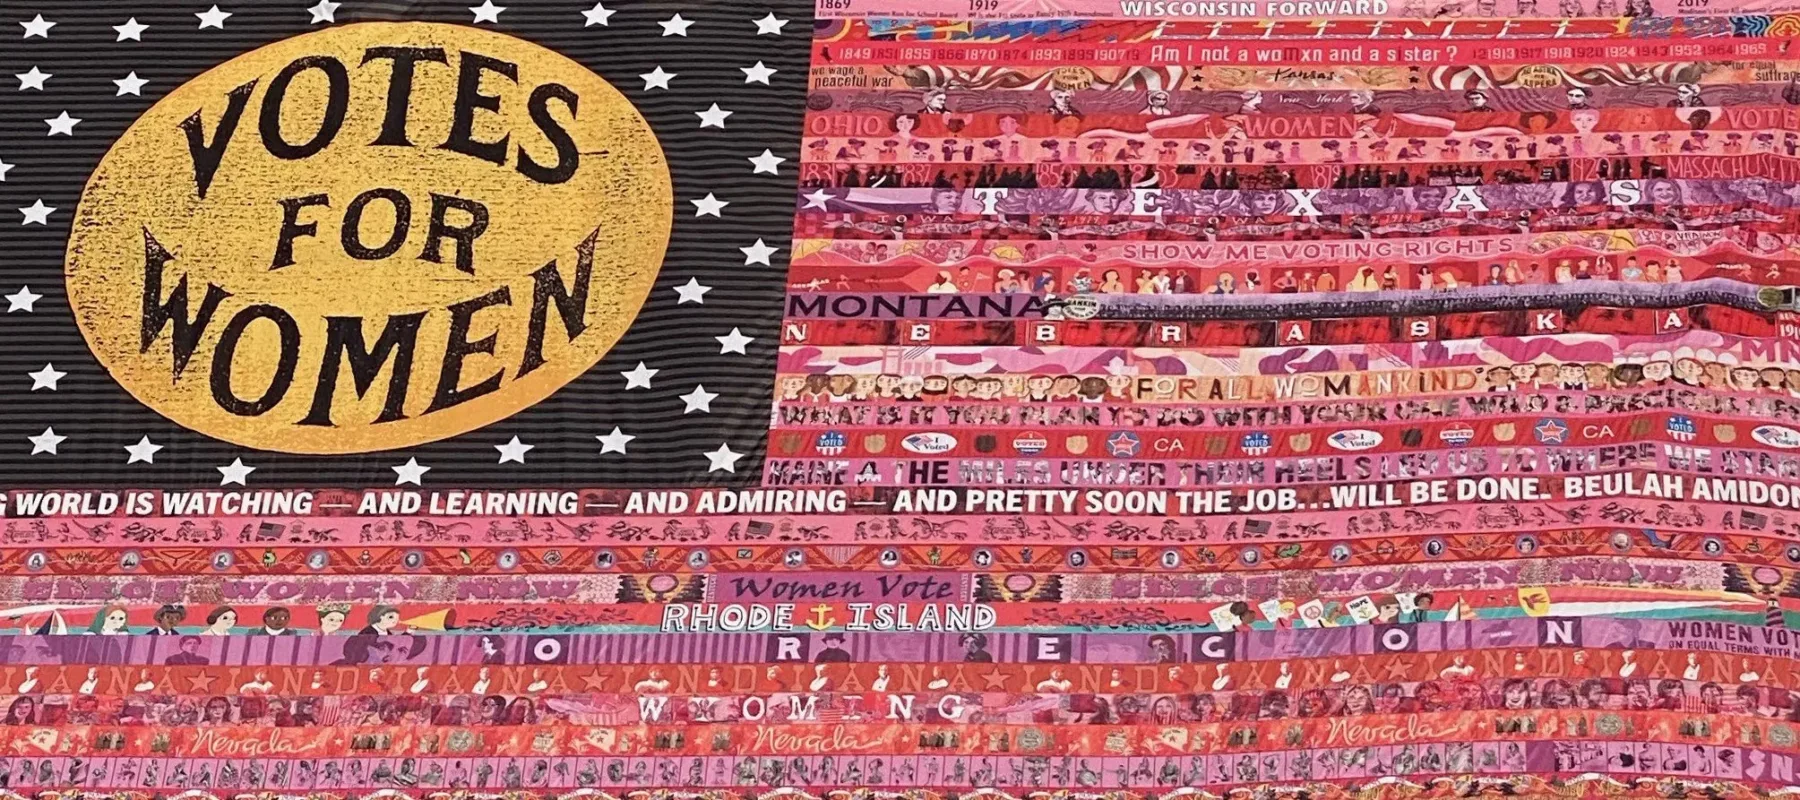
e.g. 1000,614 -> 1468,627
66,22 -> 672,454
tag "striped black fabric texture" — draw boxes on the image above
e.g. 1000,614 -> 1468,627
0,0 -> 810,487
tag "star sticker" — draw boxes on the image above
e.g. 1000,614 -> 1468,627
621,361 -> 658,389
716,328 -> 753,355
674,277 -> 711,304
7,286 -> 41,312
124,436 -> 162,465
639,66 -> 675,90
695,104 -> 731,128
195,6 -> 232,29
1106,431 -> 1140,457
741,61 -> 777,84
16,67 -> 50,90
596,427 -> 634,455
754,13 -> 788,34
28,428 -> 64,455
20,14 -> 54,38
660,13 -> 693,35
28,364 -> 65,391
705,443 -> 743,473
691,193 -> 728,217
307,0 -> 340,23
19,200 -> 55,225
44,112 -> 79,136
740,239 -> 778,265
581,1 -> 615,26
749,149 -> 785,175
186,671 -> 216,693
392,457 -> 431,485
495,436 -> 533,464
113,18 -> 147,40
803,188 -> 834,209
1534,418 -> 1569,444
469,0 -> 505,23
217,458 -> 255,485
680,385 -> 718,414
114,72 -> 147,96
0,159 -> 12,181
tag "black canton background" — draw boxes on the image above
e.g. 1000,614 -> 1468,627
0,0 -> 810,487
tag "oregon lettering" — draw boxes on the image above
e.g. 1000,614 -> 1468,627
65,23 -> 673,453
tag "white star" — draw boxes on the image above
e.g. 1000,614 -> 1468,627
696,103 -> 732,128
469,0 -> 505,23
0,159 -> 12,181
716,328 -> 754,354
705,443 -> 743,473
113,17 -> 147,40
691,193 -> 728,217
581,1 -> 615,25
45,111 -> 79,136
754,12 -> 788,34
674,277 -> 711,304
621,361 -> 658,389
740,239 -> 778,265
392,457 -> 431,485
15,67 -> 50,90
307,0 -> 340,23
680,384 -> 718,414
659,13 -> 693,35
20,14 -> 54,38
596,427 -> 634,455
28,363 -> 64,391
195,6 -> 232,29
803,188 -> 834,209
19,200 -> 55,225
639,66 -> 675,90
28,428 -> 65,456
113,72 -> 147,96
495,436 -> 533,464
6,286 -> 41,312
749,149 -> 785,175
217,457 -> 256,485
124,436 -> 162,465
741,61 -> 777,84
